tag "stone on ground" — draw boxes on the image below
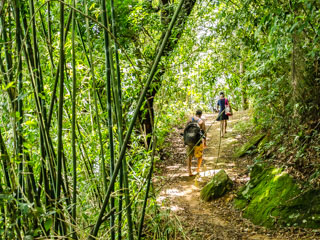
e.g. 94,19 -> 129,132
200,169 -> 233,201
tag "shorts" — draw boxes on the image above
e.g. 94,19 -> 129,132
187,142 -> 204,158
217,112 -> 229,121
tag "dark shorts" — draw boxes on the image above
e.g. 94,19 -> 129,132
217,112 -> 229,121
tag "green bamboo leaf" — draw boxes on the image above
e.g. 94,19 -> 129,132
25,120 -> 37,127
44,219 -> 53,232
4,81 -> 15,90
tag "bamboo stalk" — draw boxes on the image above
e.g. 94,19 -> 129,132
28,0 -> 50,221
77,126 -> 103,205
55,0 -> 65,233
75,17 -> 108,207
13,0 -> 24,229
21,3 -> 54,211
0,128 -> 12,189
100,0 -> 116,238
63,93 -> 104,206
77,124 -> 103,205
2,3 -> 54,237
39,9 -> 55,69
22,38 -> 57,202
20,14 -> 58,204
109,1 -> 134,238
71,0 -> 77,237
0,15 -> 15,103
19,14 -> 57,219
138,137 -> 157,239
47,1 -> 52,65
84,0 -> 108,194
89,0 -> 186,237
47,10 -> 74,129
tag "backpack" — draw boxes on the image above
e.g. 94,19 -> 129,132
225,98 -> 233,116
184,118 -> 202,146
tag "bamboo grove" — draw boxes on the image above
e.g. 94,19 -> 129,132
0,0 -> 190,238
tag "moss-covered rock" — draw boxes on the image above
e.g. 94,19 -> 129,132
234,164 -> 320,228
257,134 -> 270,151
200,170 -> 233,201
233,133 -> 266,158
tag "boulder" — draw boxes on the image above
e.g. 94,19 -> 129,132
200,170 -> 233,201
234,164 -> 320,228
233,133 -> 266,158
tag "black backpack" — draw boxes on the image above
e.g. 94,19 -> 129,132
184,118 -> 202,146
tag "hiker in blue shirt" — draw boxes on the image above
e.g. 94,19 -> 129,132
216,91 -> 230,137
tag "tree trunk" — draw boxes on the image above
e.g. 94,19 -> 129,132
291,2 -> 320,121
240,61 -> 248,110
140,0 -> 196,147
291,31 -> 312,120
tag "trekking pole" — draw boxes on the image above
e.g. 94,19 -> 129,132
215,108 -> 227,174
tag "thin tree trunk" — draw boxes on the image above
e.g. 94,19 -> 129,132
239,61 -> 248,110
139,0 -> 196,148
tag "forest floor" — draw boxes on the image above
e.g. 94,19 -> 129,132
154,111 -> 320,240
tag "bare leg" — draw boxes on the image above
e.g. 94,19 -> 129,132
188,155 -> 193,176
221,121 -> 224,137
196,157 -> 203,173
224,120 -> 227,134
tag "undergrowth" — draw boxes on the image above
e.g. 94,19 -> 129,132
233,111 -> 320,188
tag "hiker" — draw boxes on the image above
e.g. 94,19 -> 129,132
216,91 -> 230,137
184,110 -> 207,176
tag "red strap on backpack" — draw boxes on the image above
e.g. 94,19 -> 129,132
225,98 -> 232,116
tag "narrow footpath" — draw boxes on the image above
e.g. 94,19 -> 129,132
155,111 -> 318,240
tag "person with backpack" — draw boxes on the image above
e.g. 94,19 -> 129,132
184,110 -> 206,176
216,91 -> 232,137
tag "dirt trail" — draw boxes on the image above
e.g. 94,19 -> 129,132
155,111 -> 318,240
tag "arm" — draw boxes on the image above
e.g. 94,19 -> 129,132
200,120 -> 207,147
